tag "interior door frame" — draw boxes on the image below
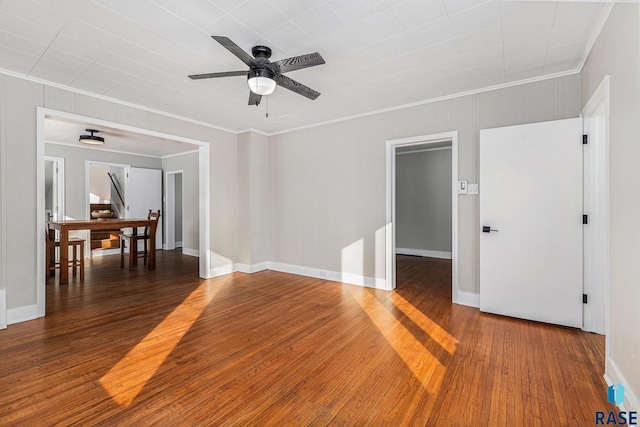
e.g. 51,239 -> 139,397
582,76 -> 610,338
36,108 -> 212,318
164,170 -> 183,251
44,156 -> 65,222
86,161 -> 130,257
385,131 -> 460,303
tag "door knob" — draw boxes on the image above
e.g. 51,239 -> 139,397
482,226 -> 499,233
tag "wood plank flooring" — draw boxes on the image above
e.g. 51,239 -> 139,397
0,252 -> 614,425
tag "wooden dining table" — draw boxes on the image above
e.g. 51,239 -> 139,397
47,218 -> 158,285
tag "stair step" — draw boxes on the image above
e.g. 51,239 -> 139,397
91,238 -> 121,250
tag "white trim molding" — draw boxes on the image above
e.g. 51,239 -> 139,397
605,356 -> 640,414
7,304 -> 39,326
209,261 -> 388,290
235,262 -> 269,274
182,248 -> 199,257
90,249 -> 120,257
267,262 -> 387,290
455,291 -> 480,308
0,289 -> 6,329
386,131 -> 460,301
208,264 -> 235,278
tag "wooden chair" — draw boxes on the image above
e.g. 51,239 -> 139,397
46,231 -> 85,281
120,210 -> 161,271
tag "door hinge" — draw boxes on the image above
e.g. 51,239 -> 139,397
583,134 -> 588,145
583,214 -> 588,225
583,294 -> 588,304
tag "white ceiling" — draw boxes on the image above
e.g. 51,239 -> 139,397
0,0 -> 610,134
45,117 -> 198,157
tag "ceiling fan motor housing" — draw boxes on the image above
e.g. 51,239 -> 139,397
248,67 -> 275,81
251,45 -> 272,60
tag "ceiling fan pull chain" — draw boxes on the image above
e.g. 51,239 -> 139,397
266,96 -> 269,118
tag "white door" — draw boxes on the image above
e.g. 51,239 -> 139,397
479,118 -> 583,328
125,167 -> 163,250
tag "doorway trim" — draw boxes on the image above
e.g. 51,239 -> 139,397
164,170 -> 184,252
85,161 -> 130,258
385,131 -> 460,302
44,156 -> 65,222
36,107 -> 212,317
581,76 -> 610,338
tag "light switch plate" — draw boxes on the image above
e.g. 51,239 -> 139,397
468,184 -> 478,194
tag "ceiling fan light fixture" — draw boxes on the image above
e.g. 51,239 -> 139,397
79,128 -> 105,145
247,68 -> 276,96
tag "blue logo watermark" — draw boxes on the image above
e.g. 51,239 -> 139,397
608,383 -> 625,406
596,382 -> 637,426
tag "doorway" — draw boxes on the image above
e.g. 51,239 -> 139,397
36,108 -> 212,318
165,171 -> 184,252
87,161 -> 128,257
386,131 -> 459,302
395,143 -> 452,260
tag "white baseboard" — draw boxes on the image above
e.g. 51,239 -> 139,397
605,356 -> 640,414
396,248 -> 452,259
163,242 -> 184,250
454,290 -> 480,308
91,248 -> 120,257
267,262 -> 388,290
0,289 -> 6,330
7,304 -> 41,326
208,264 -> 236,278
182,248 -> 199,257
235,262 -> 268,274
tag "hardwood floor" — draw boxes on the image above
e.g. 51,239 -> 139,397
0,252 -> 613,425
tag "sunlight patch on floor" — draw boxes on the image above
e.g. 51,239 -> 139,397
100,281 -> 219,406
346,286 -> 450,396
392,293 -> 459,355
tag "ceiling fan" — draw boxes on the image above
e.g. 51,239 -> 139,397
189,36 -> 325,106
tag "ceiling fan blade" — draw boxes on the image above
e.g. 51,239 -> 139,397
188,70 -> 247,80
272,52 -> 325,74
274,75 -> 320,100
248,91 -> 262,106
211,36 -> 256,68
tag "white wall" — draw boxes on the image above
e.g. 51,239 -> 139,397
269,74 -> 581,293
0,73 -> 238,321
581,2 -> 640,411
162,152 -> 199,253
396,148 -> 452,256
89,164 -> 111,203
237,131 -> 269,268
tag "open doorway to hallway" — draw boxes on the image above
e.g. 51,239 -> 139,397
394,142 -> 452,293
386,131 -> 459,302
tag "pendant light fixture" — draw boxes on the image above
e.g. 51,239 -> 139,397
79,129 -> 105,145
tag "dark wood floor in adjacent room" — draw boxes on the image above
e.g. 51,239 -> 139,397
0,252 -> 613,425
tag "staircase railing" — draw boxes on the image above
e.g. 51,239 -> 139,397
107,172 -> 125,218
